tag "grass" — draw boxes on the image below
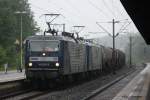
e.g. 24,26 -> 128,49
0,66 -> 4,71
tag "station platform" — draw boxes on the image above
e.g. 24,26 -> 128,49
0,70 -> 26,84
113,63 -> 150,100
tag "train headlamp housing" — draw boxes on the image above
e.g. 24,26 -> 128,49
29,62 -> 32,67
55,62 -> 59,67
42,53 -> 46,56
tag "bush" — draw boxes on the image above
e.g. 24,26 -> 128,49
0,46 -> 7,66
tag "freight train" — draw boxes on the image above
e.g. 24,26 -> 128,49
24,31 -> 125,82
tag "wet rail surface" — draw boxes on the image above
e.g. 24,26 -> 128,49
82,69 -> 136,100
86,67 -> 143,100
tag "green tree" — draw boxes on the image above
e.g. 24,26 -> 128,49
0,46 -> 7,65
0,0 -> 38,68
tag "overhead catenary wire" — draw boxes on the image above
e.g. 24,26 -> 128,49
30,0 -> 92,33
94,0 -> 127,20
30,2 -> 77,29
29,0 -> 134,35
96,22 -> 112,37
30,3 -> 53,14
30,3 -> 65,19
111,0 -> 116,19
87,0 -> 112,19
117,21 -> 132,33
56,0 -> 95,32
117,22 -> 129,34
47,0 -> 77,18
61,0 -> 93,26
101,0 -> 116,18
63,0 -> 81,15
95,0 -> 129,22
112,0 -> 126,19
47,0 -> 89,26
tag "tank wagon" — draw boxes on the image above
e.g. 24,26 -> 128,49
24,32 -> 125,81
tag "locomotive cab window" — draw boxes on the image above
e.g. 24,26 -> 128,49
29,40 -> 60,52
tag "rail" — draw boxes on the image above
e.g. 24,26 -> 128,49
82,70 -> 135,100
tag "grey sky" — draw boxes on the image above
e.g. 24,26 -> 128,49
28,0 -> 138,38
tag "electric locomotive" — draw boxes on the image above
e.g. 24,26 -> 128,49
25,35 -> 60,79
25,32 -> 87,80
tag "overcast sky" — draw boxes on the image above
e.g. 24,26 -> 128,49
28,0 -> 138,38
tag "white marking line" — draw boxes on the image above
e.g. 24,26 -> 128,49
128,92 -> 133,97
137,77 -> 143,84
133,85 -> 138,90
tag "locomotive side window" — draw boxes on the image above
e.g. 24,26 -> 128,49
29,40 -> 59,52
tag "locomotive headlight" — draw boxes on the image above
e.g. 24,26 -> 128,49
42,53 -> 46,56
55,62 -> 59,67
29,62 -> 32,67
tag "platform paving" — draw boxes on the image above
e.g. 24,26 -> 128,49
113,63 -> 150,100
0,70 -> 26,83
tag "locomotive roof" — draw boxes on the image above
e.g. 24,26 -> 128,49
25,35 -> 102,47
25,35 -> 76,42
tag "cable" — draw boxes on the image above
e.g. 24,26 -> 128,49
47,0 -> 83,24
101,0 -> 116,18
96,22 -> 112,37
61,0 -> 89,22
87,0 -> 112,19
63,0 -> 81,14
32,1 -> 77,27
49,0 -> 94,33
112,0 -> 126,19
30,4 -> 53,13
117,21 -> 132,33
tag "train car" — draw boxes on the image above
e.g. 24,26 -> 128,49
116,49 -> 126,69
101,46 -> 113,72
87,44 -> 102,71
24,32 -> 126,82
25,33 -> 90,80
25,35 -> 64,80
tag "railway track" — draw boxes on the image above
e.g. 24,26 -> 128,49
26,66 -> 138,100
1,74 -> 129,100
5,90 -> 51,100
1,85 -> 53,100
0,80 -> 29,99
0,88 -> 33,100
81,69 -> 136,100
0,66 -> 141,100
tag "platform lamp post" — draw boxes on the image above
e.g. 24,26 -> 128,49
14,11 -> 27,72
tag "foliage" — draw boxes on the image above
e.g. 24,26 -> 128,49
0,0 -> 38,68
125,34 -> 150,64
0,46 -> 7,65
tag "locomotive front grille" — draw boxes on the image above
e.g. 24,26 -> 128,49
28,62 -> 58,68
28,68 -> 59,71
29,57 -> 58,62
38,63 -> 50,66
28,57 -> 59,68
27,61 -> 60,72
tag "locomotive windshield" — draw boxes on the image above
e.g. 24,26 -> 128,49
29,40 -> 59,52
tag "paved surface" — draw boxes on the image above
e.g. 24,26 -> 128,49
113,63 -> 150,100
0,70 -> 26,83
89,65 -> 144,100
